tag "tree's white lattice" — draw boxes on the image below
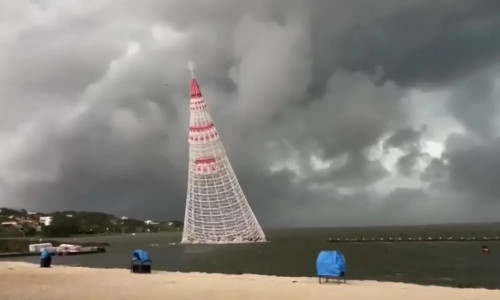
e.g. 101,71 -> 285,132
181,69 -> 266,244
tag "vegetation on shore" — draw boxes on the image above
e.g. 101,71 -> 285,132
0,207 -> 183,239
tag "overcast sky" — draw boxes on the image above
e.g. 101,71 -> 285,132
1,0 -> 500,227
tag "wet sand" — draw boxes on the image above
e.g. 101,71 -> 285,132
1,261 -> 499,300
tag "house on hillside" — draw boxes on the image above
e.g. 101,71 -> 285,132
1,221 -> 18,227
38,216 -> 53,226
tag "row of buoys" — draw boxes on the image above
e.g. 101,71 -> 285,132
40,249 -> 152,274
328,236 -> 500,242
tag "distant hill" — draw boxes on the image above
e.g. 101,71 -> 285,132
0,207 -> 183,238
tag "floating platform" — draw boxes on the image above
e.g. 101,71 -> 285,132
0,246 -> 106,258
54,246 -> 106,256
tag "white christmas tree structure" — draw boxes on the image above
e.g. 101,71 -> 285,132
181,62 -> 266,244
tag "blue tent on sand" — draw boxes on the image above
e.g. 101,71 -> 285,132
131,249 -> 152,274
316,250 -> 346,283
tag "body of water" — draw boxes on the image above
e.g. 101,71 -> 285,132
2,225 -> 500,289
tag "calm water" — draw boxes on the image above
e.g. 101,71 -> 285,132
3,226 -> 500,289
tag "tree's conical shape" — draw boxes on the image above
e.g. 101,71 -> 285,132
181,76 -> 266,244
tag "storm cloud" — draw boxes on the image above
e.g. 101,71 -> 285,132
0,0 -> 499,226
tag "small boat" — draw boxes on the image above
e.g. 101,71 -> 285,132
481,245 -> 491,254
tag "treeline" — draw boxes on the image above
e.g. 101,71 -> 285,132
41,211 -> 165,237
0,208 -> 183,238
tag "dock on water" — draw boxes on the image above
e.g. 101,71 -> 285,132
0,246 -> 106,258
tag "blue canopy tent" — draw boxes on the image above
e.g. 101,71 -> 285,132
131,249 -> 152,273
316,250 -> 346,283
132,250 -> 151,263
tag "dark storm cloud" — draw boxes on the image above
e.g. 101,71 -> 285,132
325,152 -> 389,187
0,0 -> 499,226
339,0 -> 500,86
446,136 -> 500,203
384,126 -> 425,152
384,126 -> 429,177
274,70 -> 406,161
420,158 -> 448,183
447,66 -> 499,139
396,152 -> 420,177
3,92 -> 182,216
1,45 -> 190,219
0,178 -> 6,193
418,132 -> 500,208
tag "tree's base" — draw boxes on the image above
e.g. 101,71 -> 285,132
180,238 -> 267,245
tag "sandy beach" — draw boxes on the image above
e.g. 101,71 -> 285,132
0,262 -> 499,300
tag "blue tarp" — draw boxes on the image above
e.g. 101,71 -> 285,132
40,249 -> 51,259
316,250 -> 346,277
132,249 -> 151,263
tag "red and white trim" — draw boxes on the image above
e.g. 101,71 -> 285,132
190,104 -> 207,111
188,130 -> 219,144
188,123 -> 219,144
190,79 -> 202,99
189,123 -> 215,132
194,157 -> 218,174
190,98 -> 207,111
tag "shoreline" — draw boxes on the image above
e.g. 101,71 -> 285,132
2,261 -> 500,300
1,259 -> 498,290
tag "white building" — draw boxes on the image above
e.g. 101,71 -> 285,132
39,216 -> 53,226
1,221 -> 18,226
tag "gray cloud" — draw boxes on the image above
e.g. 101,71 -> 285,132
447,66 -> 500,139
420,158 -> 448,183
446,136 -> 500,203
339,0 -> 500,87
384,126 -> 425,152
384,126 -> 429,177
418,132 -> 500,210
396,152 -> 420,177
0,0 -> 499,226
